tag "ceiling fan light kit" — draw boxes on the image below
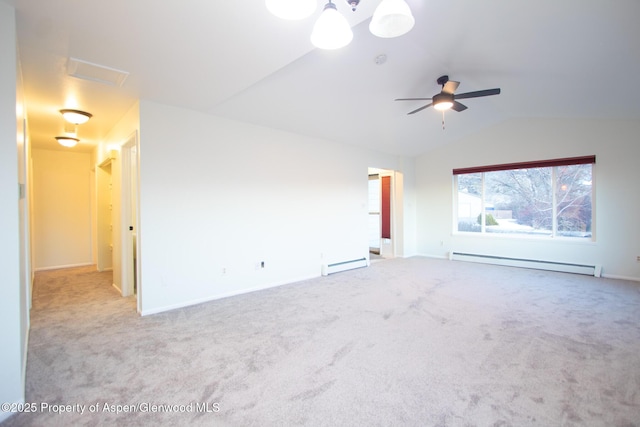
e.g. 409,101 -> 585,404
432,93 -> 454,111
267,0 -> 414,49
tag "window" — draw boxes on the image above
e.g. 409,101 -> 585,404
454,156 -> 594,239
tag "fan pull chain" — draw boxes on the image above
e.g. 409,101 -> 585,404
442,111 -> 446,130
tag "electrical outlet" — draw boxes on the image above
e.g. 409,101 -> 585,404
261,261 -> 265,268
222,267 -> 226,275
636,256 -> 640,263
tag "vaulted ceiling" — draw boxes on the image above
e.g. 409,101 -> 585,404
6,0 -> 640,157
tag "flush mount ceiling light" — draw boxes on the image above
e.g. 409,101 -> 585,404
265,0 -> 316,20
55,136 -> 80,148
268,0 -> 414,50
310,1 -> 353,50
60,109 -> 92,125
369,0 -> 415,38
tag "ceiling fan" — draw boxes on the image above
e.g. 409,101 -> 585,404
396,75 -> 501,115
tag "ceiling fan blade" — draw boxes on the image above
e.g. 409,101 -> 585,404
442,80 -> 460,94
452,101 -> 468,112
407,103 -> 433,115
395,98 -> 432,101
454,88 -> 501,100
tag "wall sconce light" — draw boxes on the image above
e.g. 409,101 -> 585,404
55,136 -> 80,148
60,109 -> 92,125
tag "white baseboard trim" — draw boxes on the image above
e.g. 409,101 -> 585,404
602,273 -> 640,282
321,257 -> 368,276
112,283 -> 122,294
415,253 -> 639,282
414,253 -> 449,260
22,324 -> 30,398
140,274 -> 320,316
397,253 -> 421,259
34,262 -> 93,272
451,252 -> 597,276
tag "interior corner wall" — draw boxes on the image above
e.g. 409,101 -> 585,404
31,149 -> 93,270
137,100 -> 413,314
415,117 -> 640,281
0,2 -> 25,418
96,101 -> 140,165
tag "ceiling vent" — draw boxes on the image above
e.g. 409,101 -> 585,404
67,57 -> 129,87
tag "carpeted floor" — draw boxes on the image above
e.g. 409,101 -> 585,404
3,257 -> 640,426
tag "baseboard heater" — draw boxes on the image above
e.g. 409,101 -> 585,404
321,257 -> 368,276
450,252 -> 601,277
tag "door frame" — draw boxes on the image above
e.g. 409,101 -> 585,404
96,156 -> 114,272
368,167 -> 403,259
120,132 -> 141,312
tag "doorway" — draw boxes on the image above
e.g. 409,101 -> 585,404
120,132 -> 140,312
96,158 -> 113,272
368,173 -> 382,256
368,167 -> 400,259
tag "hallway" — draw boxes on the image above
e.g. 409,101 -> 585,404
4,266 -> 137,426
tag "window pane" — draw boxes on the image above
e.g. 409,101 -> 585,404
556,164 -> 592,237
484,168 -> 552,236
457,173 -> 482,232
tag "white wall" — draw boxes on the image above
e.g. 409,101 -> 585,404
31,149 -> 93,270
15,18 -> 30,402
138,100 -> 414,314
0,2 -> 25,420
398,157 -> 416,257
416,117 -> 640,281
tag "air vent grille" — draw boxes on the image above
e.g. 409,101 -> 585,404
67,57 -> 129,87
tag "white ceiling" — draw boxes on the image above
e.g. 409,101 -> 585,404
7,0 -> 640,157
